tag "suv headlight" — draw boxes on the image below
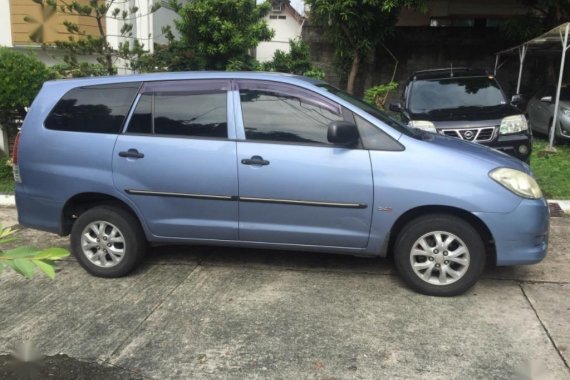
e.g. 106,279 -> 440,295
561,107 -> 570,117
409,120 -> 437,133
499,115 -> 528,135
489,168 -> 542,199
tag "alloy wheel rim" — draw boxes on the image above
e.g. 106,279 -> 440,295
80,221 -> 126,268
409,231 -> 470,286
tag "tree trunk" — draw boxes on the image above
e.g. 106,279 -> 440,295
346,52 -> 360,95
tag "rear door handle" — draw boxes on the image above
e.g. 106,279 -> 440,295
241,155 -> 270,166
118,149 -> 144,159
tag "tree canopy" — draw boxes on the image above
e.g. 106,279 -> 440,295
305,0 -> 425,94
174,0 -> 274,70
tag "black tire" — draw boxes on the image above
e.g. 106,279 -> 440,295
394,214 -> 486,297
70,205 -> 146,277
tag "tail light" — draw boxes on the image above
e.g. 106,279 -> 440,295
12,132 -> 21,183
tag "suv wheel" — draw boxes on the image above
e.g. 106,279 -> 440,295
394,214 -> 485,297
71,205 -> 146,277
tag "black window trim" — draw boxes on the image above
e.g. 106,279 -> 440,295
236,79 -> 362,149
122,79 -> 231,140
45,81 -> 143,135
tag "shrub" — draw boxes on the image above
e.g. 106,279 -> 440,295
0,48 -> 52,135
364,82 -> 398,109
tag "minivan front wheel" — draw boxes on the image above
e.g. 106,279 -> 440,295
394,214 -> 485,296
71,205 -> 146,277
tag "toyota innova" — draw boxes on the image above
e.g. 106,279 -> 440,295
13,72 -> 549,296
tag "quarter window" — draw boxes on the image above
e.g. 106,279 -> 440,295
45,82 -> 141,134
239,81 -> 343,145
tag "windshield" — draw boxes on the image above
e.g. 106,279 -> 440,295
560,87 -> 570,101
317,84 -> 417,137
408,77 -> 506,113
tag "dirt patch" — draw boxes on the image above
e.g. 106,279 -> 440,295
0,354 -> 143,380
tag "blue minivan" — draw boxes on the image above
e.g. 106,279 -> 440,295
13,72 -> 549,296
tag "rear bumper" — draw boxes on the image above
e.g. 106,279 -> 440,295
474,198 -> 549,266
16,189 -> 63,235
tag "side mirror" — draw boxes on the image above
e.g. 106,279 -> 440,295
511,94 -> 525,105
389,102 -> 403,112
540,96 -> 552,103
327,121 -> 360,146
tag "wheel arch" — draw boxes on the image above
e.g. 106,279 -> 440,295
61,192 -> 145,237
386,205 -> 496,264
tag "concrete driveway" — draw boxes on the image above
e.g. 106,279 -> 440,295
0,206 -> 569,379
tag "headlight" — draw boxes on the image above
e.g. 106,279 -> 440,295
499,115 -> 528,135
409,120 -> 437,133
489,168 -> 542,199
561,107 -> 570,117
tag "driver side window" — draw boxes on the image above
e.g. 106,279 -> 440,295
238,81 -> 344,145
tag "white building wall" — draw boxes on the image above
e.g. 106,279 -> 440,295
0,0 -> 13,47
257,11 -> 303,62
153,5 -> 181,45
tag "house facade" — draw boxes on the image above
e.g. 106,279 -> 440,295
256,0 -> 306,62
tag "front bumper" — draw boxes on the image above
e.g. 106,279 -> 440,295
474,198 -> 549,266
483,132 -> 532,162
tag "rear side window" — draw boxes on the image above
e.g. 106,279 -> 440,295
45,82 -> 141,134
127,80 -> 228,138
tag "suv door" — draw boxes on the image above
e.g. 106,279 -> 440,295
235,80 -> 373,248
113,80 -> 238,240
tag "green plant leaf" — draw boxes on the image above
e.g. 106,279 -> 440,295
32,260 -> 56,279
0,237 -> 17,245
12,259 -> 35,278
2,246 -> 38,259
34,248 -> 70,260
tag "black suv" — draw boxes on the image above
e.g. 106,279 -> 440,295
390,68 -> 532,162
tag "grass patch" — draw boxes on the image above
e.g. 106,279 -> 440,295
531,138 -> 570,199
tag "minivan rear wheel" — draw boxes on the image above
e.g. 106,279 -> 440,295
394,214 -> 485,297
71,205 -> 146,277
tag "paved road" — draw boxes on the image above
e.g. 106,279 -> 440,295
0,207 -> 569,379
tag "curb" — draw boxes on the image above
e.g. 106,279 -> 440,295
0,194 -> 14,207
1,194 -> 569,213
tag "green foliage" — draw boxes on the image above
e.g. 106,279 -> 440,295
50,62 -> 109,78
27,1 -> 161,76
173,0 -> 274,70
135,38 -> 206,72
305,0 -> 425,93
0,155 -> 14,193
364,81 -> 398,109
531,139 -> 570,199
0,48 -> 52,135
262,39 -> 325,79
0,225 -> 69,279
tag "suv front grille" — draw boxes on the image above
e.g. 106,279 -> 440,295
439,126 -> 497,143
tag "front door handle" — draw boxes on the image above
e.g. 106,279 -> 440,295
119,149 -> 144,159
241,155 -> 270,166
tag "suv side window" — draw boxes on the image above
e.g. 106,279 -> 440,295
238,81 -> 344,145
45,82 -> 141,134
127,80 -> 228,138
